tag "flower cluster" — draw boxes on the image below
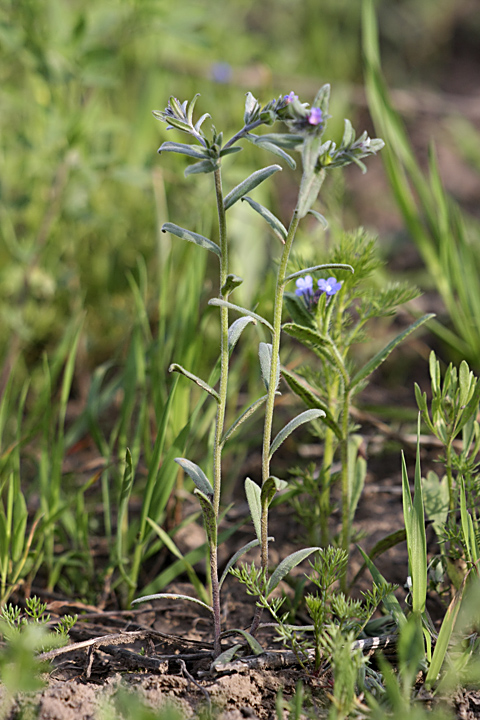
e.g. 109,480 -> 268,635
295,275 -> 342,307
279,91 -> 325,133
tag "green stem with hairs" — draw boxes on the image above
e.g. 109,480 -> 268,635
210,167 -> 229,656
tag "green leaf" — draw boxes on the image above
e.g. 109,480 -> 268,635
184,159 -> 218,176
283,293 -> 316,330
250,135 -> 296,169
227,316 -> 256,354
224,165 -> 282,211
132,592 -> 213,614
351,528 -> 407,586
348,435 -> 366,525
297,166 -> 325,219
261,476 -> 289,508
174,458 -> 213,497
282,322 -> 344,372
280,367 -> 342,439
146,518 -> 209,605
194,489 -> 217,546
219,537 -> 274,590
269,409 -> 325,460
341,118 -> 355,147
350,314 -> 435,389
357,546 -> 406,629
220,146 -> 243,157
266,547 -> 320,596
161,222 -> 221,258
158,141 -> 209,160
425,579 -> 465,688
252,133 -> 304,149
423,471 -> 449,537
116,449 -> 134,583
401,423 -> 427,615
284,263 -> 354,283
224,629 -> 264,655
245,477 -> 262,543
221,274 -> 243,296
222,395 -> 268,446
211,643 -> 243,670
186,93 -> 200,124
11,492 -> 28,564
307,209 -> 328,229
241,196 -> 287,243
258,342 -> 279,391
169,363 -> 220,402
208,298 -> 274,333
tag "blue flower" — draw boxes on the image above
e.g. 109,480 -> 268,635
211,62 -> 232,83
283,91 -> 298,104
307,107 -> 323,126
317,277 -> 342,296
295,275 -> 313,299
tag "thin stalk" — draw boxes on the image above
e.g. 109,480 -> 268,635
340,388 -> 352,592
445,439 -> 455,512
250,209 -> 301,636
210,167 -> 229,656
319,425 -> 335,546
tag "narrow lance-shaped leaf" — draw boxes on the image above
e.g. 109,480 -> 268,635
132,592 -> 213,614
116,449 -> 134,585
401,423 -> 427,615
228,316 -> 256,355
221,274 -> 243,296
261,476 -> 289,509
194,489 -> 217,546
281,367 -> 342,439
220,146 -> 243,157
285,263 -> 354,283
221,395 -> 268,446
184,159 -> 218,176
158,141 -> 210,160
146,518 -> 210,606
245,478 -> 262,543
11,491 -> 28,563
259,342 -> 279,391
425,576 -> 467,688
162,222 -> 221,258
169,363 -> 220,402
219,537 -> 275,590
224,165 -> 282,211
211,643 -> 243,670
350,314 -> 435,389
282,323 -> 345,374
249,135 -> 296,169
222,629 -> 264,656
209,298 -> 273,333
266,547 -> 321,596
308,209 -> 328,229
269,409 -> 325,460
241,196 -> 287,243
251,133 -> 304,149
175,458 -> 213,497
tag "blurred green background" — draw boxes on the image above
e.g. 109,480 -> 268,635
2,0 -> 478,388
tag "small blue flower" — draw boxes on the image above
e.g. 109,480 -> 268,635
308,107 -> 323,126
295,275 -> 313,299
317,277 -> 342,296
283,91 -> 298,104
211,62 -> 232,83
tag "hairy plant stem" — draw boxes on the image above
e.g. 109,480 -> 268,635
445,439 -> 455,512
340,387 -> 352,592
210,167 -> 229,656
250,209 -> 301,636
